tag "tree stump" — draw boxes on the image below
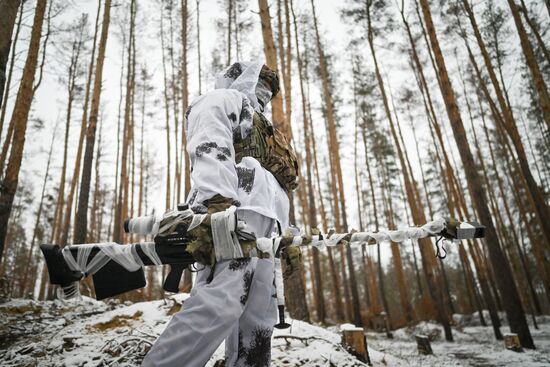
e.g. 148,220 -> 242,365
341,325 -> 372,365
504,333 -> 523,352
416,334 -> 433,355
381,311 -> 393,339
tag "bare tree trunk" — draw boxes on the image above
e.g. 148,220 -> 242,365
167,2 -> 180,208
419,0 -> 534,348
181,0 -> 191,198
0,0 -> 48,262
90,116 -> 103,243
51,25 -> 85,246
0,0 -> 20,110
367,1 -> 450,339
73,0 -> 112,244
518,0 -> 550,64
58,0 -> 101,247
461,0 -> 550,253
180,0 -> 192,290
196,0 -> 202,95
0,0 -> 22,143
138,69 -> 147,217
160,4 -> 171,211
20,122 -> 58,296
113,0 -> 136,243
472,85 -> 543,314
468,45 -> 550,298
506,0 -> 550,129
226,0 -> 232,65
281,0 -> 293,138
258,0 -> 285,130
281,0 -> 317,322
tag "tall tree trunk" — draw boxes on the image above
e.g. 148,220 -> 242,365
181,0 -> 191,198
287,0 -> 326,323
160,4 -> 171,211
73,0 -> 112,244
196,0 -> 202,95
258,0 -> 285,130
472,84 -> 544,314
506,0 -> 550,129
167,2 -> 180,208
310,0 -> 348,233
367,1 -> 450,340
467,43 -> 550,296
282,0 -> 292,138
461,0 -> 550,253
90,116 -> 103,243
180,0 -> 192,291
0,0 -> 48,262
0,0 -> 20,110
20,122 -> 58,296
51,26 -> 85,245
113,0 -> 136,244
419,0 -> 534,348
0,0 -> 23,143
518,0 -> 550,65
59,0 -> 102,247
226,0 -> 232,65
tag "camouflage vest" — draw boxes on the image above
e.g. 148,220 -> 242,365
234,112 -> 299,193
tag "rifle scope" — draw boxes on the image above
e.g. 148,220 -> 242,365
124,216 -> 159,236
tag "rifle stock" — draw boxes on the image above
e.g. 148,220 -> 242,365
40,242 -> 195,299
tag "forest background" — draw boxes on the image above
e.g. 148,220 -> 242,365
0,0 -> 549,350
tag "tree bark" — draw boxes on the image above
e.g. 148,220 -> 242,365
258,0 -> 285,130
0,0 -> 47,263
0,0 -> 20,110
73,0 -> 112,244
181,0 -> 191,198
58,0 -> 101,247
288,0 -> 318,323
0,0 -> 22,144
113,0 -> 136,244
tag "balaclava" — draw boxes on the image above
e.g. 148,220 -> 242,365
215,61 -> 280,113
256,65 -> 280,112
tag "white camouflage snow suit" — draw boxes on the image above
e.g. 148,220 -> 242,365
142,62 -> 290,367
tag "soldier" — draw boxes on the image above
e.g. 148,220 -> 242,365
142,61 -> 298,367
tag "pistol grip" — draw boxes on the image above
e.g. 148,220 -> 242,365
163,264 -> 185,293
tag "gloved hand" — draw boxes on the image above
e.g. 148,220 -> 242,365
282,245 -> 302,280
185,194 -> 235,266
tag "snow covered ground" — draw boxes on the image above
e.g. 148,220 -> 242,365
1,296 -> 549,366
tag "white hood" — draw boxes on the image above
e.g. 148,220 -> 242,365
214,61 -> 264,112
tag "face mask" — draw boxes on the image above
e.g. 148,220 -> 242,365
255,82 -> 272,112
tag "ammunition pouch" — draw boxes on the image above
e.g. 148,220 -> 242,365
234,112 -> 299,193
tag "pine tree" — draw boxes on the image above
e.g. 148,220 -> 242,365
73,0 -> 112,244
418,0 -> 534,348
0,0 -> 21,110
0,0 -> 48,263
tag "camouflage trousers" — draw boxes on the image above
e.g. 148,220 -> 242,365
142,257 -> 277,367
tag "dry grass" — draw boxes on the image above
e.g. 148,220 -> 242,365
88,311 -> 143,331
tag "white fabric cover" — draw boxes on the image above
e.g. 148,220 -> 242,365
211,206 -> 244,261
185,62 -> 289,234
61,242 -> 163,276
214,61 -> 264,113
143,258 -> 277,367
